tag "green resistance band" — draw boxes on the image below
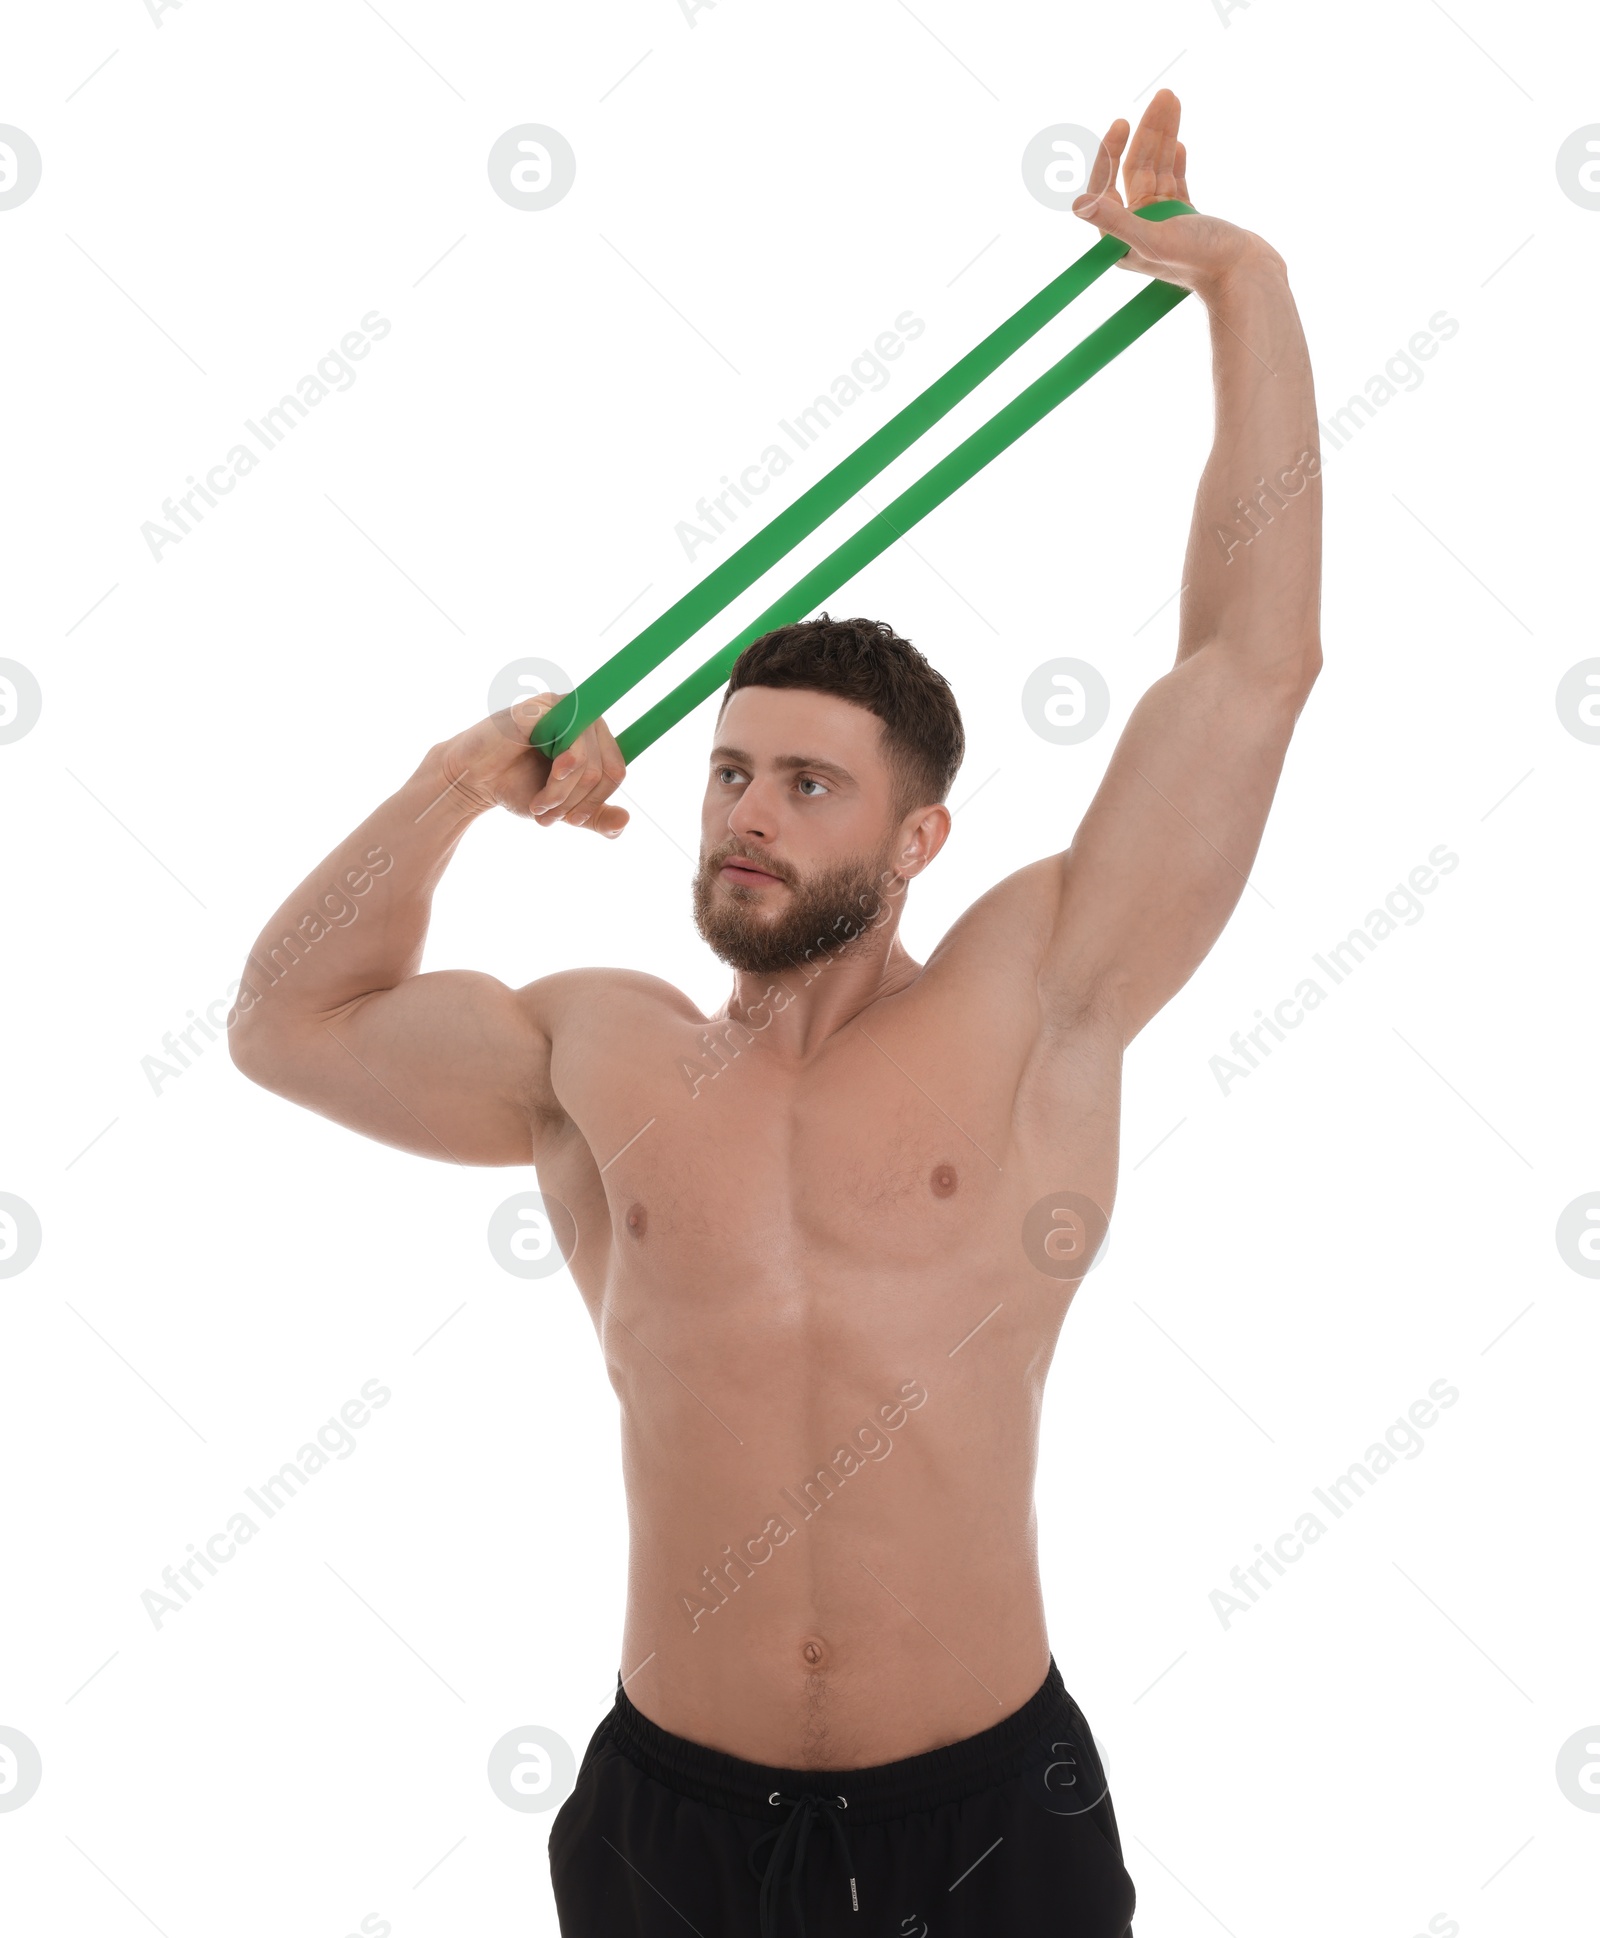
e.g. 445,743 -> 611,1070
532,198 -> 1195,764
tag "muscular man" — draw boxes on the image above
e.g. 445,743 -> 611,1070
230,93 -> 1319,1938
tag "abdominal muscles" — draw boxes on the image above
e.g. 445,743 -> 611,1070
602,1184 -> 1059,1766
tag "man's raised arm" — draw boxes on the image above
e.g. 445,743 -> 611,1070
227,694 -> 628,1165
1041,92 -> 1322,1042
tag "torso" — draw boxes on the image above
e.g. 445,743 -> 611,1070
530,886 -> 1122,1768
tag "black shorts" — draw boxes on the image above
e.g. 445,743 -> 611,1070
548,1656 -> 1136,1935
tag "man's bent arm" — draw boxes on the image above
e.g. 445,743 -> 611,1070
228,696 -> 629,1165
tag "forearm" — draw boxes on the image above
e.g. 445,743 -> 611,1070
228,752 -> 484,1043
1177,249 -> 1322,684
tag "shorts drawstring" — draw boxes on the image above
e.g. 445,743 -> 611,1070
747,1789 -> 857,1936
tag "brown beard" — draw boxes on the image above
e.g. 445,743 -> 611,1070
692,838 -> 897,976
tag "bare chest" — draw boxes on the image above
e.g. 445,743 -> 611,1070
656,1037 -> 999,1269
545,995 -> 1117,1300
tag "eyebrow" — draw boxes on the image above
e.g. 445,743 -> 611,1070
710,745 -> 858,786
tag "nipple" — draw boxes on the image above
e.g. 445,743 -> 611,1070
931,1164 -> 958,1199
625,1203 -> 648,1238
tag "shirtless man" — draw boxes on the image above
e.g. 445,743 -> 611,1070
229,92 -> 1319,1938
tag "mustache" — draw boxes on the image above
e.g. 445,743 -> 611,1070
703,841 -> 794,885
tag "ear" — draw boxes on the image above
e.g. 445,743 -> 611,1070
894,802 -> 951,880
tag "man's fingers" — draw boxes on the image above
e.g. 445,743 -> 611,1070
1152,92 -> 1181,201
528,718 -> 627,828
1088,119 -> 1128,200
1069,190 -> 1193,284
559,764 -> 620,827
527,744 -> 590,818
554,788 -> 629,835
509,690 -> 561,736
530,758 -> 594,820
1123,86 -> 1180,208
559,719 -> 627,828
1074,91 -> 1189,268
588,802 -> 630,839
1072,189 -> 1156,251
1122,100 -> 1157,206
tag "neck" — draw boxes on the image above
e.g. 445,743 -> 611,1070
719,919 -> 921,1058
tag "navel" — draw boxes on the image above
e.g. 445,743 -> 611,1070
800,1636 -> 828,1670
931,1163 -> 958,1199
625,1202 -> 648,1239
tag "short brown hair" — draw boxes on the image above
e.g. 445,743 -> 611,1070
723,613 -> 965,818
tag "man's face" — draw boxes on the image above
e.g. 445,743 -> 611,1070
693,687 -> 906,976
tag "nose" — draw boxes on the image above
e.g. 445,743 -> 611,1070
726,778 -> 776,845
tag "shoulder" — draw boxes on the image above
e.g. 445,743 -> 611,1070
508,967 -> 702,1152
921,853 -> 1066,984
511,965 -> 702,1033
914,851 -> 1118,1040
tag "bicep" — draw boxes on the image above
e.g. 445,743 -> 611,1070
1043,647 -> 1311,1039
232,967 -> 555,1166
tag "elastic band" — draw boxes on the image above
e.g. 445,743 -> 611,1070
618,274 -> 1187,761
531,200 -> 1194,760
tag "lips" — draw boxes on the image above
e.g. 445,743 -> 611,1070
720,856 -> 784,887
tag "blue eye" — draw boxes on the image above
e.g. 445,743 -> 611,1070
797,777 -> 827,796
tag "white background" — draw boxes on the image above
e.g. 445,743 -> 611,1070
2,1 -> 1596,1934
